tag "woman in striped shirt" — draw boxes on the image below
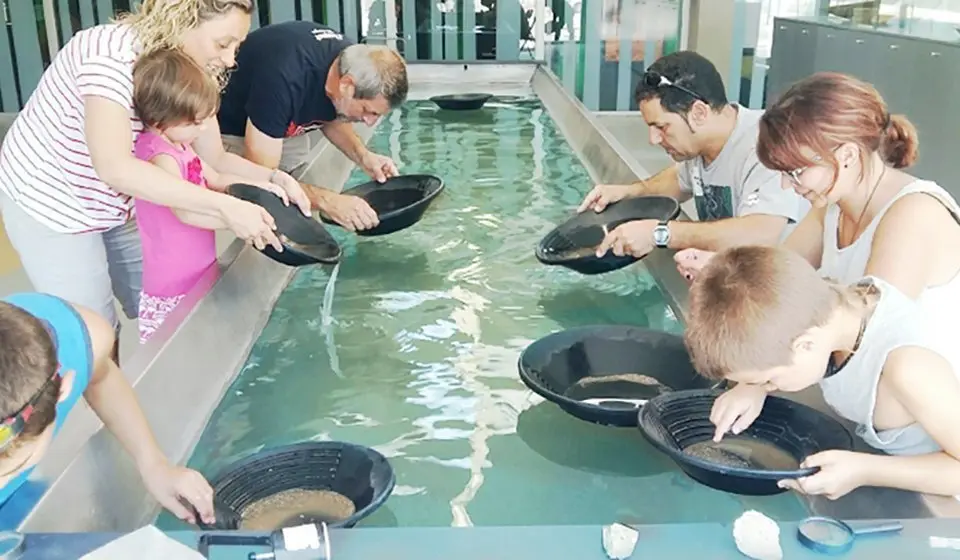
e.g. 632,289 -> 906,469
0,0 -> 310,350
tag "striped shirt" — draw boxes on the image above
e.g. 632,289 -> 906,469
0,24 -> 141,233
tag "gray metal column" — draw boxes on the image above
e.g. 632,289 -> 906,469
580,0 -> 601,110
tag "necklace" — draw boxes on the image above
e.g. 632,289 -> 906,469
824,317 -> 867,378
839,165 -> 887,247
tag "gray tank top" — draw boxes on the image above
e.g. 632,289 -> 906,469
819,276 -> 955,456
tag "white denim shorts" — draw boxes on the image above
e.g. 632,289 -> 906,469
0,190 -> 142,329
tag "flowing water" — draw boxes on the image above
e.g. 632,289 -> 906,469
157,98 -> 808,529
321,262 -> 340,332
321,262 -> 342,377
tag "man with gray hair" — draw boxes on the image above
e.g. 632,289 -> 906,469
219,21 -> 409,231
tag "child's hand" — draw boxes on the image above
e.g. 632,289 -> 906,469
778,450 -> 874,500
139,458 -> 215,525
709,383 -> 768,442
257,182 -> 290,206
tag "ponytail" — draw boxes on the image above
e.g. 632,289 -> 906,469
880,114 -> 919,169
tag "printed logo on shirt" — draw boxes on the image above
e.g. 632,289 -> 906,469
694,184 -> 735,221
689,164 -> 735,220
312,29 -> 344,42
743,190 -> 760,207
285,120 -> 326,138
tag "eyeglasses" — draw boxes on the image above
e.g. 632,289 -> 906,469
786,154 -> 826,186
642,71 -> 707,104
0,320 -> 61,452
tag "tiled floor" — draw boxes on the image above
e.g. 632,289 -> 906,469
0,218 -> 21,276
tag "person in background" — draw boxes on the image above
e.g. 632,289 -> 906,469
218,21 -> 410,232
0,0 -> 310,359
577,51 -> 808,259
132,50 -> 295,343
0,293 -> 214,524
684,245 -> 960,500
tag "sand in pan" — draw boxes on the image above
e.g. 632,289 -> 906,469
563,373 -> 672,402
683,438 -> 799,471
239,489 -> 357,531
554,245 -> 602,259
548,225 -> 610,259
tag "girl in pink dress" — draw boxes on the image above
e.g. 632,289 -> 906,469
132,50 -> 290,343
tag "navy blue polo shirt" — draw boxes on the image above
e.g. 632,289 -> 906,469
218,21 -> 354,139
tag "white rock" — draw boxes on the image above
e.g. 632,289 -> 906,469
733,510 -> 783,560
602,522 -> 640,560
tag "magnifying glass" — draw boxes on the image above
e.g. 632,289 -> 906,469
797,516 -> 903,555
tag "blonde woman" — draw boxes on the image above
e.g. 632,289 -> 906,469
0,0 -> 309,344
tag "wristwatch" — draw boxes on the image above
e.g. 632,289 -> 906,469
652,221 -> 671,248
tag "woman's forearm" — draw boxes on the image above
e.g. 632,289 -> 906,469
190,113 -> 276,181
206,170 -> 254,193
174,209 -> 229,230
215,151 -> 275,182
103,156 -> 227,218
83,359 -> 167,470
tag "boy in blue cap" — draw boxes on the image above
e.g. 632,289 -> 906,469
0,292 -> 215,525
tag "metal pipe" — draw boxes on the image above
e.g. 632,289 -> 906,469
679,0 -> 691,51
42,0 -> 60,58
534,0 -> 546,60
385,0 -> 398,51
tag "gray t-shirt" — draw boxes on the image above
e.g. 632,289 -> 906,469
676,106 -> 809,236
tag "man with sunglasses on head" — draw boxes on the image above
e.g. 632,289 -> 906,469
0,293 -> 216,527
578,51 -> 808,259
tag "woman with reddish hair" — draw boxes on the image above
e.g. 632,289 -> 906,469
674,74 -> 960,492
677,72 -> 960,309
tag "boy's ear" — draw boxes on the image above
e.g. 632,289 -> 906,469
57,370 -> 75,404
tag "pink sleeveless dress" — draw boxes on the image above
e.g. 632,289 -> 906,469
133,131 -> 218,343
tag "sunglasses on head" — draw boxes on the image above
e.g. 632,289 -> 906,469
0,372 -> 59,453
0,320 -> 61,453
642,71 -> 707,104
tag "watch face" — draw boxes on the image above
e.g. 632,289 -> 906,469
653,225 -> 669,246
